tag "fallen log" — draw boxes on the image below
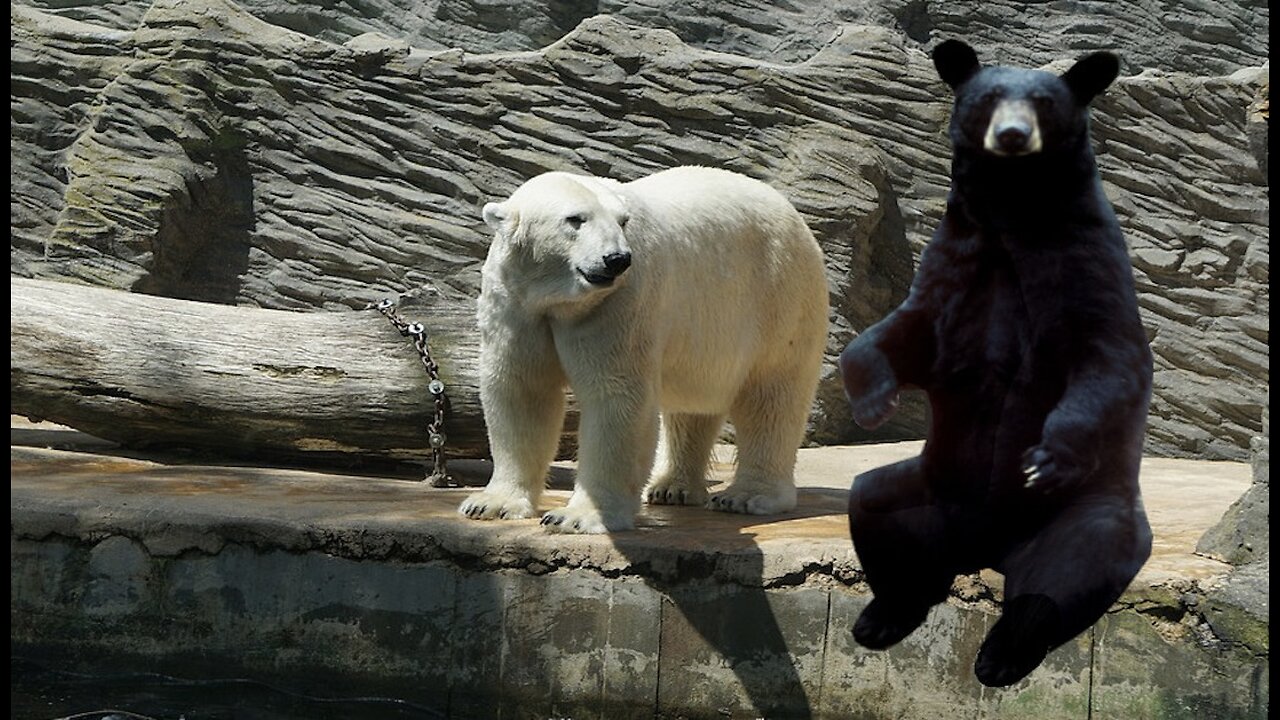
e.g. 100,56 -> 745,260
10,277 -> 577,469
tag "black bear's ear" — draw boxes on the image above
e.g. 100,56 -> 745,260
1061,52 -> 1120,104
933,40 -> 980,90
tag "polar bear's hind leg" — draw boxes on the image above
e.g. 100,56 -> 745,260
644,412 -> 724,506
708,372 -> 814,515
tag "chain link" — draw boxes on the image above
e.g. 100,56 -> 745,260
372,297 -> 454,487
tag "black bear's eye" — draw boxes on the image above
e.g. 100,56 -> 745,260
1033,95 -> 1055,111
566,214 -> 586,229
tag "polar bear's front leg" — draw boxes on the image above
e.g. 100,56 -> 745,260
541,389 -> 659,534
460,332 -> 567,521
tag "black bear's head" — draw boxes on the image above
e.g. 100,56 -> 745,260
932,39 -> 1119,159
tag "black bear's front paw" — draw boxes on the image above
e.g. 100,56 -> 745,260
1020,445 -> 1086,494
840,347 -> 900,430
851,381 -> 900,431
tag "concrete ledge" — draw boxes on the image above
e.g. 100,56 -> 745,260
9,425 -> 1268,719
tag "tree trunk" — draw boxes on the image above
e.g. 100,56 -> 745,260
9,277 -> 577,469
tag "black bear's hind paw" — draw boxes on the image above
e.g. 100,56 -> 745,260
974,595 -> 1059,687
853,598 -> 929,650
974,642 -> 1048,688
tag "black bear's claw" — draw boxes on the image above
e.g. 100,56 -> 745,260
851,382 -> 900,431
1022,463 -> 1042,488
840,347 -> 901,431
1020,445 -> 1088,494
1021,445 -> 1057,491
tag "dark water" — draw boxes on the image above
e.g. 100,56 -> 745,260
10,657 -> 447,720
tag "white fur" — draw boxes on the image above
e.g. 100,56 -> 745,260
459,166 -> 829,534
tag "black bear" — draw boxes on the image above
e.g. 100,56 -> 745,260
839,40 -> 1154,688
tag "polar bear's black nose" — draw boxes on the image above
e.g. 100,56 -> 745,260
603,251 -> 632,276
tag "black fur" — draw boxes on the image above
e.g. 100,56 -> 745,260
839,40 -> 1153,688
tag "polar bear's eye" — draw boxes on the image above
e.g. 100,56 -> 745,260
618,214 -> 631,228
566,214 -> 586,229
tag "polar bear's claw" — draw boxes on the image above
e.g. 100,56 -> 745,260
541,509 -> 603,534
539,505 -> 630,534
644,488 -> 691,506
643,478 -> 709,506
458,490 -> 536,521
706,485 -> 797,515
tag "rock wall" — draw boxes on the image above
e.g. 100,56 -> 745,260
17,0 -> 1271,75
10,0 -> 1269,458
1198,402 -> 1269,564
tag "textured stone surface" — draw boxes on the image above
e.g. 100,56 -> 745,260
16,0 -> 1270,75
1199,557 -> 1270,656
1091,599 -> 1269,720
1099,72 -> 1268,460
656,583 -> 828,718
9,0 -> 1269,456
11,0 -> 922,444
10,431 -> 1268,718
1198,403 -> 1270,564
10,10 -> 134,264
1194,402 -> 1269,669
821,593 -> 1002,719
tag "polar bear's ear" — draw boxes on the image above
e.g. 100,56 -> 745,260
482,202 -> 509,230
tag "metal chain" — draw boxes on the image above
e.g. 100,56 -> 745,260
372,297 -> 454,487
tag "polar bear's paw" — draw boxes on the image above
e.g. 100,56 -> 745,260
643,476 -> 709,506
458,489 -> 536,521
707,484 -> 797,515
540,505 -> 633,534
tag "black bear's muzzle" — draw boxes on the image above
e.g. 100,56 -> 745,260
995,125 -> 1032,154
983,99 -> 1043,156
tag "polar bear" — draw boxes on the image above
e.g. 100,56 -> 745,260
459,166 -> 829,534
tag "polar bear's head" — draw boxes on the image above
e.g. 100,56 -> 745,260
482,172 -> 633,304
